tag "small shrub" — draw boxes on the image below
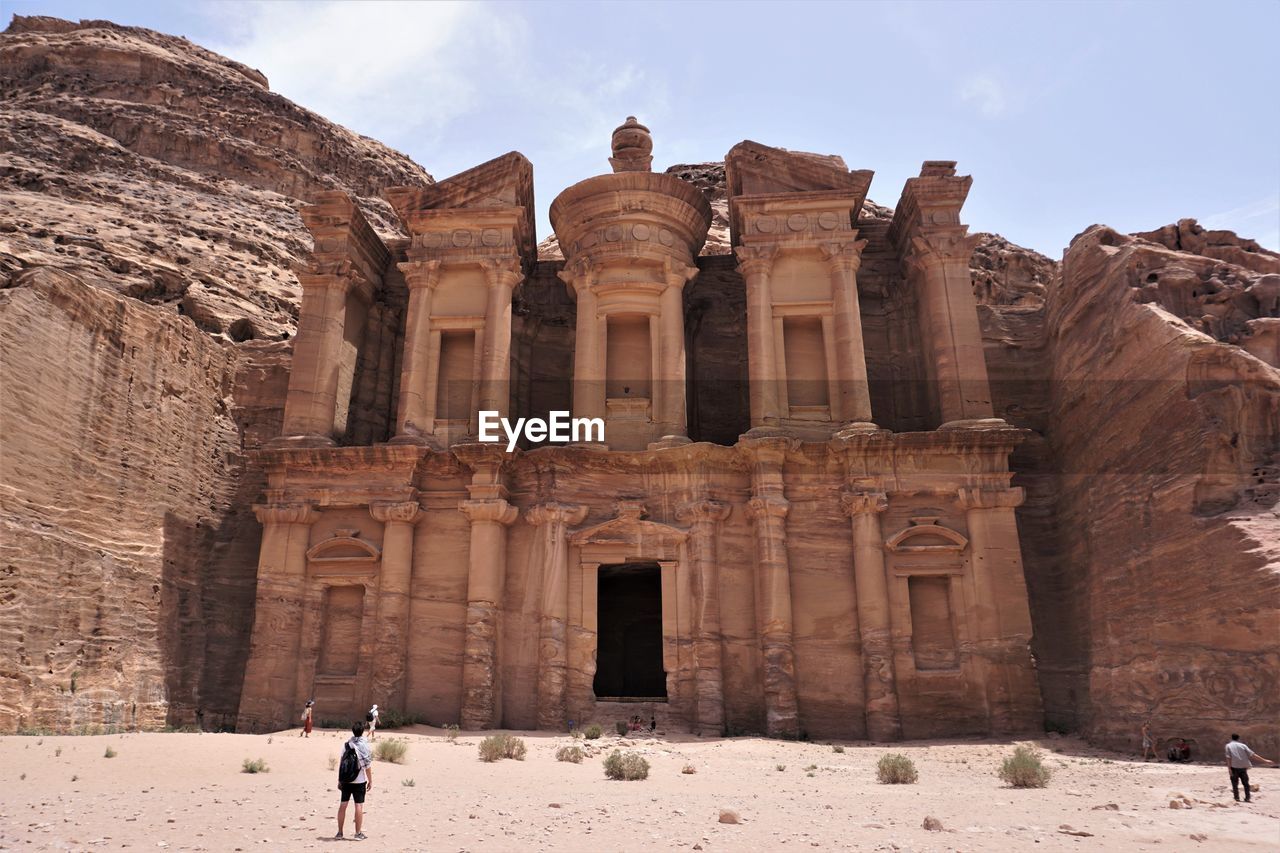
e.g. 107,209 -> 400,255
327,756 -> 337,771
603,750 -> 650,781
478,734 -> 527,762
615,720 -> 629,736
556,745 -> 585,764
999,746 -> 1051,788
103,747 -> 117,758
445,724 -> 459,743
776,764 -> 786,772
241,757 -> 269,774
804,763 -> 817,772
55,747 -> 62,757
584,724 -> 603,740
401,778 -> 416,787
682,764 -> 697,774
71,775 -> 77,782
375,738 -> 408,764
832,745 -> 845,754
876,753 -> 918,784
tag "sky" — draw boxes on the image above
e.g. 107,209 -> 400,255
8,0 -> 1279,255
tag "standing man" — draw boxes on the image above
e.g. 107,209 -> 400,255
368,704 -> 380,740
1141,720 -> 1157,761
1225,733 -> 1274,803
336,721 -> 374,840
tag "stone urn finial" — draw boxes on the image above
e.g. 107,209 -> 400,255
610,116 -> 653,173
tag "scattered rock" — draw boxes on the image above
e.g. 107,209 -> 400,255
1091,803 -> 1120,811
1058,825 -> 1093,837
922,816 -> 944,832
718,810 -> 740,825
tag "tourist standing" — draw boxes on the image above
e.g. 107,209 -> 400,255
301,699 -> 313,738
1225,733 -> 1274,803
1141,720 -> 1156,760
336,721 -> 373,840
367,704 -> 379,740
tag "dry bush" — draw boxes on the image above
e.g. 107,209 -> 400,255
445,724 -> 459,743
103,747 -> 117,759
584,724 -> 604,740
375,737 -> 408,764
876,753 -> 918,784
556,745 -> 585,764
615,720 -> 629,736
478,734 -> 527,762
241,757 -> 269,774
999,746 -> 1051,788
682,764 -> 697,774
603,750 -> 650,781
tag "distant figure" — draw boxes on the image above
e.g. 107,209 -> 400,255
1225,733 -> 1274,803
1141,721 -> 1156,761
1167,737 -> 1191,763
336,720 -> 373,839
649,714 -> 656,733
301,699 -> 313,738
367,704 -> 379,740
195,708 -> 204,732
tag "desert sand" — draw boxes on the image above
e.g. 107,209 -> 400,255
1,727 -> 1276,851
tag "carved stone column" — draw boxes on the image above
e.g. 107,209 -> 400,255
238,502 -> 319,730
527,502 -> 588,730
562,260 -> 606,428
736,245 -> 782,429
841,490 -> 902,741
392,260 -> 442,444
281,268 -> 358,443
956,485 -> 1042,733
369,499 -> 420,711
820,238 -> 874,427
906,232 -> 994,426
659,260 -> 697,441
741,436 -> 799,736
676,498 -> 731,736
458,496 -> 519,729
479,258 -> 523,420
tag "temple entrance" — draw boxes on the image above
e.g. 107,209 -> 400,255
593,561 -> 667,699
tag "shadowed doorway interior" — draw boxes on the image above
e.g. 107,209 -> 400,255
593,561 -> 666,699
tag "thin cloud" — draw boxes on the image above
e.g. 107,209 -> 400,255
958,73 -> 1008,118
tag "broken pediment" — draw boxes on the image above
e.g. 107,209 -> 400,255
725,140 -> 873,200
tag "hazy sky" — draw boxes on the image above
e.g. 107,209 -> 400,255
11,0 -> 1279,255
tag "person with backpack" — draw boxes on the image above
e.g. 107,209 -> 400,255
336,720 -> 373,840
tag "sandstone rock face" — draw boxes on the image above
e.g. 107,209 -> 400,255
0,15 -> 430,732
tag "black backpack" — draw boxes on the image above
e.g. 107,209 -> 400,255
338,741 -> 360,784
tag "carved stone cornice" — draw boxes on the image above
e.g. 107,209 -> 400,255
747,495 -> 789,520
369,499 -> 421,525
675,499 -> 730,525
526,502 -> 588,527
819,238 -> 869,274
397,259 -> 442,291
480,257 -> 524,290
460,498 -> 519,526
956,486 -> 1025,511
253,502 -> 320,526
841,490 -> 888,516
734,244 -> 778,279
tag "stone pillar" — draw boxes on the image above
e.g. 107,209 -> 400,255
820,238 -> 874,427
562,261 -> 606,427
676,499 -> 730,736
369,499 -> 420,712
735,245 -> 781,429
659,260 -> 696,440
281,270 -> 356,443
841,490 -> 902,741
459,496 -> 519,729
479,258 -> 522,420
527,502 -> 588,730
956,485 -> 1041,733
741,437 -> 799,737
392,260 -> 442,444
906,232 -> 994,426
238,502 -> 319,730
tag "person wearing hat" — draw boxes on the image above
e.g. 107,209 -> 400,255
300,699 -> 314,737
367,704 -> 379,740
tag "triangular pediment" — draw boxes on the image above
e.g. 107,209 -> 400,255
570,501 -> 688,549
725,140 -> 872,198
386,151 -> 533,214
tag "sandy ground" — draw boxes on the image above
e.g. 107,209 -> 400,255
1,728 -> 1276,851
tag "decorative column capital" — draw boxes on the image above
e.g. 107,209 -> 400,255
676,499 -> 730,524
734,244 -> 778,278
841,490 -> 888,516
296,259 -> 364,295
370,499 -> 421,525
819,238 -> 869,274
957,486 -> 1024,511
556,257 -> 599,294
253,502 -> 320,526
906,231 -> 982,270
398,259 -> 442,290
747,495 -> 789,520
662,257 -> 699,290
480,257 -> 524,290
526,502 -> 588,527
460,498 -> 519,526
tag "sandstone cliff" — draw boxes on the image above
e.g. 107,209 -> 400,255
0,15 -> 431,731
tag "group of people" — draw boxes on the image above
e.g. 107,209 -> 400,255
628,714 -> 657,733
1142,722 -> 1273,803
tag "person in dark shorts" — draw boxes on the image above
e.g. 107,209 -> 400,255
336,721 -> 373,839
1225,733 -> 1273,803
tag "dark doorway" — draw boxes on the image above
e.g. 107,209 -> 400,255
593,562 -> 667,699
